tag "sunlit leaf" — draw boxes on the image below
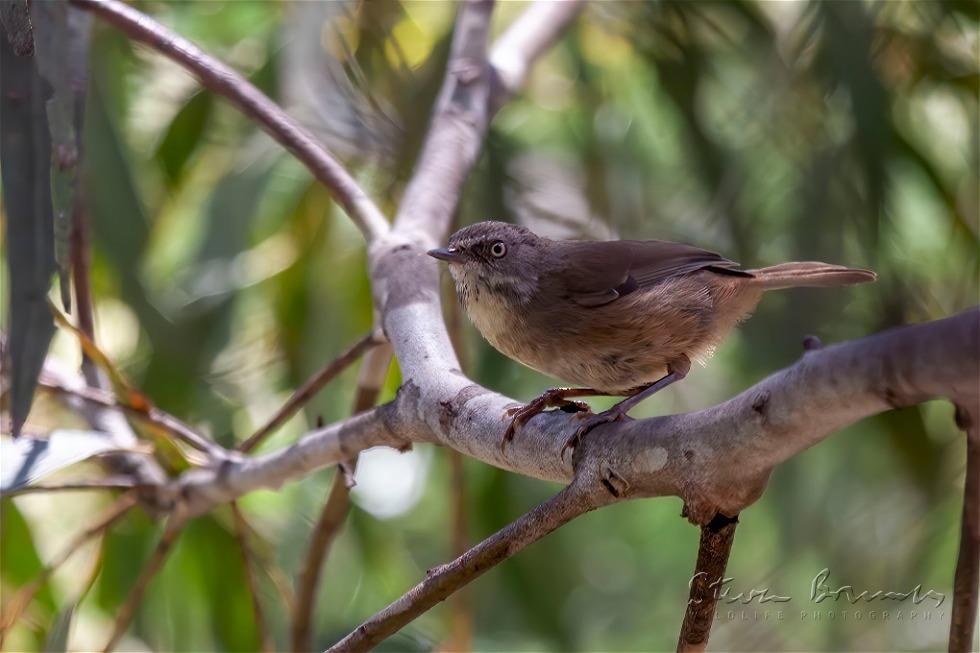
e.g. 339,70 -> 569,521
0,430 -> 136,494
0,30 -> 56,438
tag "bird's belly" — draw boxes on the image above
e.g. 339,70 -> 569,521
465,296 -> 675,394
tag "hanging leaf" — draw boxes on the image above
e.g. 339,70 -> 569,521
29,1 -> 92,311
0,29 -> 57,438
154,90 -> 213,186
0,430 -> 137,494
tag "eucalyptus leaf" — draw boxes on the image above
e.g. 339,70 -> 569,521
29,0 -> 92,311
0,29 -> 57,438
43,604 -> 74,653
0,430 -> 134,494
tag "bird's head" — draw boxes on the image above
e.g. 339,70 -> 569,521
428,221 -> 544,305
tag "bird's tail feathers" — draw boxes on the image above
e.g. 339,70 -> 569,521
747,262 -> 876,290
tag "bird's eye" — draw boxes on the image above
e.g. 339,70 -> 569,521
490,241 -> 507,258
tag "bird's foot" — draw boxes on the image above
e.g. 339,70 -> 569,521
501,391 -> 592,452
560,408 -> 628,460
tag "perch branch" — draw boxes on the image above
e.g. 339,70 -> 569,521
175,310 -> 979,522
291,342 -> 393,652
677,514 -> 739,653
326,480 -> 607,653
70,0 -> 390,241
239,330 -> 385,453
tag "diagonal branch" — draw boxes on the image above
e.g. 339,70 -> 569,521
69,0 -> 389,241
326,480 -> 608,652
239,330 -> 385,453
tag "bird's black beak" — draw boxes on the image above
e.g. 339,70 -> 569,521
427,247 -> 462,262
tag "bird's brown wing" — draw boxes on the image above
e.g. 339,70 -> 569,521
555,239 -> 751,307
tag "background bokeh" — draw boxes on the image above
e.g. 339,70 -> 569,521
3,1 -> 978,651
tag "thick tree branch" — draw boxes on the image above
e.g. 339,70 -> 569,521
70,0 -> 390,241
326,480 -> 608,653
175,310 -> 979,521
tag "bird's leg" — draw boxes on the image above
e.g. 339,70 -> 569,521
502,387 -> 608,450
561,357 -> 692,460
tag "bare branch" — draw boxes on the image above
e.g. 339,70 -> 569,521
2,477 -> 144,496
291,342 -> 392,652
69,0 -> 390,241
103,514 -> 185,653
239,330 -> 385,453
178,404 -> 405,518
489,0 -> 585,107
326,481 -> 607,652
949,407 -> 978,653
677,514 -> 739,652
231,502 -> 273,653
0,493 -> 137,638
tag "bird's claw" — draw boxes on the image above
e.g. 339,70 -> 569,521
501,399 -> 593,453
560,409 -> 626,460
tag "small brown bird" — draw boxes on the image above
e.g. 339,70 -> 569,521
428,221 -> 875,454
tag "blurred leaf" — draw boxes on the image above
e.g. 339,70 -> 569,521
0,430 -> 135,493
0,29 -> 57,438
0,502 -> 57,614
30,1 -> 91,311
154,90 -> 213,185
42,604 -> 74,653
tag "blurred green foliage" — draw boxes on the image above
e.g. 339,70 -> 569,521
2,0 -> 977,651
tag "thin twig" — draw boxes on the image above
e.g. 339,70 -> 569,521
445,287 -> 472,651
949,406 -> 978,653
326,482 -> 600,652
231,502 -> 273,653
70,0 -> 389,242
239,330 -> 385,453
677,514 -> 740,653
291,343 -> 392,652
39,374 -> 229,459
2,477 -> 144,496
0,493 -> 138,638
102,514 -> 186,653
70,201 -> 98,384
446,448 -> 472,651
